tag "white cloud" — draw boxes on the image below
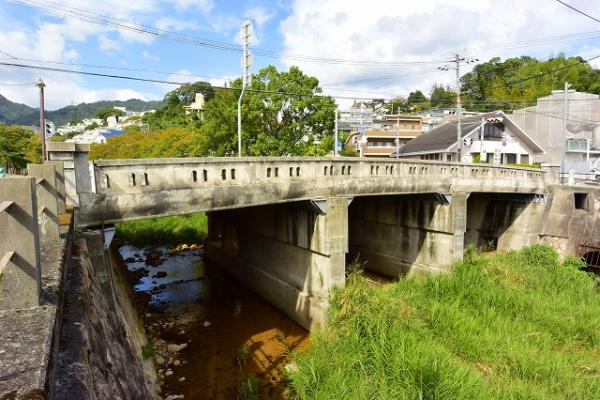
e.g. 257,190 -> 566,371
168,0 -> 213,13
244,6 -> 275,27
99,35 -> 121,51
279,0 -> 600,105
142,50 -> 160,62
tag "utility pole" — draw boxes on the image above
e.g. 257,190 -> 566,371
479,116 -> 485,163
36,79 -> 46,163
561,81 -> 570,177
334,106 -> 339,157
395,112 -> 400,159
455,55 -> 462,162
359,101 -> 364,158
237,20 -> 253,157
439,53 -> 478,162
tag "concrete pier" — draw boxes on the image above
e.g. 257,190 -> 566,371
348,193 -> 467,276
205,197 -> 348,329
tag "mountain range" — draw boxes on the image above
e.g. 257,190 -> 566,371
0,94 -> 163,126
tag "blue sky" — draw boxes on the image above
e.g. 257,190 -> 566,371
1,0 -> 600,109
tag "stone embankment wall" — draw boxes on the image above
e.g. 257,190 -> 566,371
52,231 -> 158,399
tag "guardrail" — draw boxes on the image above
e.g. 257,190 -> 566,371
91,157 -> 554,195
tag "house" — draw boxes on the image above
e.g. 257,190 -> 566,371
511,90 -> 600,172
344,115 -> 423,157
393,111 -> 544,164
184,93 -> 205,120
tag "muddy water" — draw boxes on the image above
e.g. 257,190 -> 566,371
117,244 -> 308,400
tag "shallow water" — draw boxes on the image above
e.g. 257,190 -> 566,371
118,244 -> 308,399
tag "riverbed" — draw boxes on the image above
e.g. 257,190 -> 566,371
117,244 -> 309,399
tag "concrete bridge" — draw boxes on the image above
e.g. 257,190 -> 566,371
3,146 -> 599,398
44,144 -> 558,330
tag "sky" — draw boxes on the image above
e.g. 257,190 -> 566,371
1,0 -> 600,110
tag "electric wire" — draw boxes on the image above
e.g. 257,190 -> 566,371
555,0 -> 600,24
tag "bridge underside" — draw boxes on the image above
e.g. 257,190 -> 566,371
201,191 -> 546,329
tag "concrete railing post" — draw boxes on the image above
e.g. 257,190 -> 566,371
27,164 -> 60,244
0,177 -> 42,309
46,142 -> 91,206
47,160 -> 66,213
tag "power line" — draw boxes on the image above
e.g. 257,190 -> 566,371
6,0 -> 450,67
0,61 -> 397,101
555,0 -> 600,24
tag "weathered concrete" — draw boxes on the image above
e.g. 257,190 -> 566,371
0,177 -> 41,310
52,232 -> 157,399
48,160 -> 67,214
205,197 -> 348,329
46,142 -> 91,206
465,193 -> 546,251
79,157 -> 552,226
348,193 -> 467,276
0,212 -> 72,398
540,185 -> 600,256
28,163 -> 61,244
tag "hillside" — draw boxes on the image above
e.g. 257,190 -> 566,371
0,94 -> 163,126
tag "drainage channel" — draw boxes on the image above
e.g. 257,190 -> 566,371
115,243 -> 309,399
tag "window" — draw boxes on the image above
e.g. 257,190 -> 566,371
221,169 -> 227,180
203,170 -> 208,181
574,193 -> 589,211
192,170 -> 198,182
230,169 -> 236,180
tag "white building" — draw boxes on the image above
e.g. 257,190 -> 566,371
395,111 -> 544,164
511,90 -> 600,172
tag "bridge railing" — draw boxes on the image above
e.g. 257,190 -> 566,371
91,157 -> 551,195
0,163 -> 66,310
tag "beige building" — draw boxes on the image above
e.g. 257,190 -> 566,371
345,115 -> 422,157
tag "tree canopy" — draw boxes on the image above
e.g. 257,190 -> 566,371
143,81 -> 214,130
91,66 -> 336,159
198,65 -> 336,156
461,55 -> 600,112
430,84 -> 456,108
0,123 -> 41,171
96,107 -> 125,123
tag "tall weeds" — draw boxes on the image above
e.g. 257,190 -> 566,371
288,245 -> 600,399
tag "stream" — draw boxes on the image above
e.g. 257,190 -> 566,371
116,243 -> 309,399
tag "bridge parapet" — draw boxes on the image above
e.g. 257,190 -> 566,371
80,157 -> 553,225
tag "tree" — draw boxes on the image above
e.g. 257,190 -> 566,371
384,97 -> 412,114
460,55 -> 600,112
51,133 -> 65,142
406,90 -> 430,111
85,121 -> 100,131
198,65 -> 336,156
96,107 -> 125,122
144,81 -> 215,130
0,123 -> 41,171
430,84 -> 456,108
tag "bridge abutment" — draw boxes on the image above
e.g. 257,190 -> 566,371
465,193 -> 544,251
205,197 -> 348,330
348,193 -> 467,277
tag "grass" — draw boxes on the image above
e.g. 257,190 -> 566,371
115,212 -> 208,246
287,245 -> 600,399
238,374 -> 260,400
141,343 -> 157,360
